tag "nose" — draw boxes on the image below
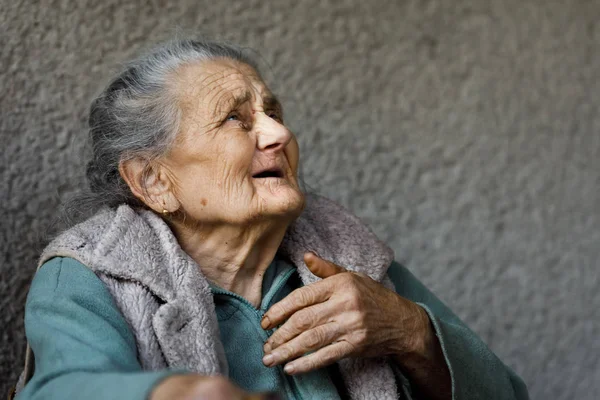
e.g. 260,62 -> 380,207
255,114 -> 292,152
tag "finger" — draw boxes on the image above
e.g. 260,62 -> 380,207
263,322 -> 342,367
282,340 -> 355,375
262,279 -> 333,329
304,252 -> 347,279
264,301 -> 334,353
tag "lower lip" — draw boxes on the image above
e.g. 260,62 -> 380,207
253,176 -> 288,183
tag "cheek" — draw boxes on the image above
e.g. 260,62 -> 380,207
214,139 -> 255,187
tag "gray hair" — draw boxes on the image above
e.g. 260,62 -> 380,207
65,38 -> 260,223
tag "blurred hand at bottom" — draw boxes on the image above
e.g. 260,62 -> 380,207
150,374 -> 280,400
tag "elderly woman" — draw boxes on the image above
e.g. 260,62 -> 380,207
15,39 -> 528,400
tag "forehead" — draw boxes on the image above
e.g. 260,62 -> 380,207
172,58 -> 268,115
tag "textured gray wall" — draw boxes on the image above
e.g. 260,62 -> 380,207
1,0 -> 599,398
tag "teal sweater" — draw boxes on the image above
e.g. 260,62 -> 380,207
211,256 -> 344,399
17,257 -> 529,400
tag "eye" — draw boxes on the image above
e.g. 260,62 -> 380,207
267,110 -> 283,122
223,111 -> 251,130
226,112 -> 239,121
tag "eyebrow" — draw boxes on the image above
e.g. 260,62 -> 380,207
263,94 -> 282,111
213,90 -> 282,118
212,90 -> 250,117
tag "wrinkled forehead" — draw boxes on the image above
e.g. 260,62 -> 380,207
171,58 -> 269,118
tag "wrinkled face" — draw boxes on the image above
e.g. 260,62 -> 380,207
162,58 -> 304,227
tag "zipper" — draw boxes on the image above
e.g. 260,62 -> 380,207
262,267 -> 304,400
211,267 -> 304,400
259,267 -> 296,313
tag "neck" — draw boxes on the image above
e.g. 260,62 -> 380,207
169,217 -> 291,307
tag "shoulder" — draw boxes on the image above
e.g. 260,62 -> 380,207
282,194 -> 395,282
37,207 -> 119,268
26,257 -> 139,350
38,204 -> 150,263
31,257 -> 107,296
28,257 -> 127,325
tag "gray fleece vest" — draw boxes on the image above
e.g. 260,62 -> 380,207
37,194 -> 399,399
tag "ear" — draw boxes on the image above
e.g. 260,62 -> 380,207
119,157 -> 179,213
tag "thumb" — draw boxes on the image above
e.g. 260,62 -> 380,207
304,252 -> 347,279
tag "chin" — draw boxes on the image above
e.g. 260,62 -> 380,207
259,187 -> 305,220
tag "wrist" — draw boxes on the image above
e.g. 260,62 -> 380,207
391,303 -> 452,400
391,301 -> 438,367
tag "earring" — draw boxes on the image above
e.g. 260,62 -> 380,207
162,208 -> 169,215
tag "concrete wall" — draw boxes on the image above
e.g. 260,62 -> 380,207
2,0 -> 599,398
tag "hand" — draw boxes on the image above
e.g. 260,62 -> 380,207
260,253 -> 433,375
150,374 -> 280,400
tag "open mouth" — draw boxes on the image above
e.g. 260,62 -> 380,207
252,168 -> 284,179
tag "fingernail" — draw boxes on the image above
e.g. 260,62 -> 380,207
261,315 -> 271,329
284,363 -> 295,374
263,354 -> 274,366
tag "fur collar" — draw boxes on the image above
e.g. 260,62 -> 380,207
39,193 -> 399,399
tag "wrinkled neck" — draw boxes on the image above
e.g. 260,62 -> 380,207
169,218 -> 291,307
